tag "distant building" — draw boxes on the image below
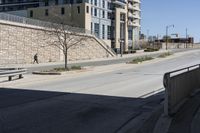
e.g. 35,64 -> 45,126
155,37 -> 194,44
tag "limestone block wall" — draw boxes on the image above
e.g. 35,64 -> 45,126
0,20 -> 112,65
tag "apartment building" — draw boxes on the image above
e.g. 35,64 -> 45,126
27,0 -> 141,53
0,0 -> 40,12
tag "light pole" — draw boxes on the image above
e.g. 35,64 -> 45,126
166,25 -> 174,50
186,28 -> 188,48
118,39 -> 123,57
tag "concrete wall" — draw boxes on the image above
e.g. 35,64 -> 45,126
164,65 -> 200,116
161,43 -> 195,49
0,20 -> 113,65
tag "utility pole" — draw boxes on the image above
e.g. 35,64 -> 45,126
186,28 -> 188,48
166,25 -> 174,50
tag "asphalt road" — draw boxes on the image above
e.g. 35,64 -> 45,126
10,49 -> 200,98
1,49 -> 200,133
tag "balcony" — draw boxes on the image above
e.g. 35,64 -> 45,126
128,20 -> 133,26
133,13 -> 141,19
133,0 -> 141,3
132,21 -> 140,27
113,0 -> 127,6
128,4 -> 134,10
128,12 -> 134,18
133,5 -> 141,11
128,0 -> 141,3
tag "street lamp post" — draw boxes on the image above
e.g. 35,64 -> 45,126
118,39 -> 123,57
166,25 -> 174,50
186,28 -> 188,48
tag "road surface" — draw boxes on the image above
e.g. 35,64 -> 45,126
2,49 -> 200,98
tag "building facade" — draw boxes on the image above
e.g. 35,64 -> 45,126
27,0 -> 141,53
0,0 -> 40,12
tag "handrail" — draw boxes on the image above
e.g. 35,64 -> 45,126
163,64 -> 200,88
164,64 -> 200,77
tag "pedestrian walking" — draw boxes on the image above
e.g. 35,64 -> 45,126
33,53 -> 39,64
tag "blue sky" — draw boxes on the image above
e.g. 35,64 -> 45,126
141,0 -> 200,42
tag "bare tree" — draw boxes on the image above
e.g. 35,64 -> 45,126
41,7 -> 88,70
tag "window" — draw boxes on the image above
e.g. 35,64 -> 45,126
102,0 -> 105,8
30,10 -> 33,17
86,6 -> 89,13
94,23 -> 99,37
107,12 -> 111,19
120,13 -> 125,21
128,30 -> 133,40
77,6 -> 80,13
77,0 -> 82,3
45,1 -> 48,6
94,0 -> 97,6
91,7 -> 93,15
61,7 -> 65,15
55,0 -> 58,5
102,10 -> 105,18
107,25 -> 111,39
94,8 -> 97,16
45,9 -> 48,16
107,2 -> 111,9
102,25 -> 105,39
91,22 -> 93,31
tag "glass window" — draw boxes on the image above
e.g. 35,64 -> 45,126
107,25 -> 111,39
94,0 -> 97,6
94,23 -> 99,37
30,10 -> 33,17
102,0 -> 105,8
94,8 -> 97,16
102,25 -> 105,39
102,10 -> 105,18
45,9 -> 48,16
107,12 -> 111,19
61,7 -> 65,15
91,7 -> 93,15
77,6 -> 80,13
86,6 -> 89,13
55,0 -> 58,5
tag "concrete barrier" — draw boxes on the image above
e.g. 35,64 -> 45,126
163,64 -> 200,116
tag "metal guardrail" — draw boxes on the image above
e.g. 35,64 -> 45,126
163,64 -> 200,116
0,68 -> 27,81
0,13 -> 116,56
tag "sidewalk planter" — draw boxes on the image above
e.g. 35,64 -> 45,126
144,48 -> 159,52
32,71 -> 61,75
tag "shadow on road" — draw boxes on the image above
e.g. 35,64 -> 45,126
0,88 -> 164,133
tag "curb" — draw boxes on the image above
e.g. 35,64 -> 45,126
32,71 -> 61,75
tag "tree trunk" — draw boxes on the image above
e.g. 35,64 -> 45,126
64,52 -> 68,70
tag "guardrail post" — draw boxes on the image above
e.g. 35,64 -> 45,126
19,74 -> 23,79
164,73 -> 170,116
8,76 -> 12,81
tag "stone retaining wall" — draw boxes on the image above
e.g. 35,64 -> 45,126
0,20 -> 112,65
